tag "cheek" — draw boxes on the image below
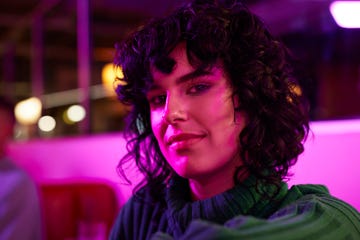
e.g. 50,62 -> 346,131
209,96 -> 235,125
207,96 -> 245,142
150,110 -> 164,140
235,111 -> 247,127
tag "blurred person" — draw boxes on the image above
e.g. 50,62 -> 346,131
109,0 -> 360,239
0,96 -> 42,240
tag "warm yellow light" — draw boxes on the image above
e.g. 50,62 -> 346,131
287,84 -> 302,103
14,97 -> 42,125
291,85 -> 302,96
38,115 -> 56,132
63,104 -> 86,124
101,63 -> 126,95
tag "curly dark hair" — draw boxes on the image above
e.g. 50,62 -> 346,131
114,0 -> 309,200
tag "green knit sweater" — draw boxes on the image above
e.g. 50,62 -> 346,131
110,175 -> 360,239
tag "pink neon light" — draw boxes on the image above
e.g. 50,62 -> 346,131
7,119 -> 360,210
330,1 -> 360,28
310,119 -> 360,134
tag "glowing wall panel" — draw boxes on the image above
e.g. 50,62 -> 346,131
289,119 -> 360,211
8,119 -> 360,210
8,134 -> 136,206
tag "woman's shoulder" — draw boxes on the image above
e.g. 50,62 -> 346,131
281,183 -> 356,210
275,183 -> 360,228
120,182 -> 167,214
278,183 -> 329,204
109,182 -> 168,240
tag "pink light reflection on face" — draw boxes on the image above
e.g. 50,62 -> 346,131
147,43 -> 246,192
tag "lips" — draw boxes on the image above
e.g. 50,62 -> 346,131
166,133 -> 206,147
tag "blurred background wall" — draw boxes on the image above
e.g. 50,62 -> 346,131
7,119 -> 360,211
0,0 -> 359,139
1,1 -> 359,238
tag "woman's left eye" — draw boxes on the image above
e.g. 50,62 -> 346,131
187,83 -> 211,95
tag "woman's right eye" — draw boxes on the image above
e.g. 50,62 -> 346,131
148,95 -> 166,107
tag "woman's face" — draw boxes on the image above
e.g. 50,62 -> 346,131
147,43 -> 246,183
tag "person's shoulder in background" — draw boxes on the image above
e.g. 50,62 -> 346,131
0,156 -> 43,240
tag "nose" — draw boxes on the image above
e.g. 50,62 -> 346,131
162,93 -> 187,124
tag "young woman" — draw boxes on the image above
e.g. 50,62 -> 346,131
110,0 -> 360,239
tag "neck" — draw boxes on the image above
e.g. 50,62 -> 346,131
189,167 -> 249,201
189,176 -> 233,201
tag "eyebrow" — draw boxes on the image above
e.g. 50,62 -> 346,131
149,67 -> 212,91
177,68 -> 212,84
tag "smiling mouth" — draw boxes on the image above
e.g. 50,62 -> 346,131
166,133 -> 205,149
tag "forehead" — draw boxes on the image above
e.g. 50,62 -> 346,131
150,43 -> 225,82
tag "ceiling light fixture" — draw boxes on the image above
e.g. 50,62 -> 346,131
330,1 -> 360,28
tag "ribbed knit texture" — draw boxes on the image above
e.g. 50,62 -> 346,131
110,175 -> 360,240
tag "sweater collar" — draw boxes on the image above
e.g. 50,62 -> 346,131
165,175 -> 288,236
